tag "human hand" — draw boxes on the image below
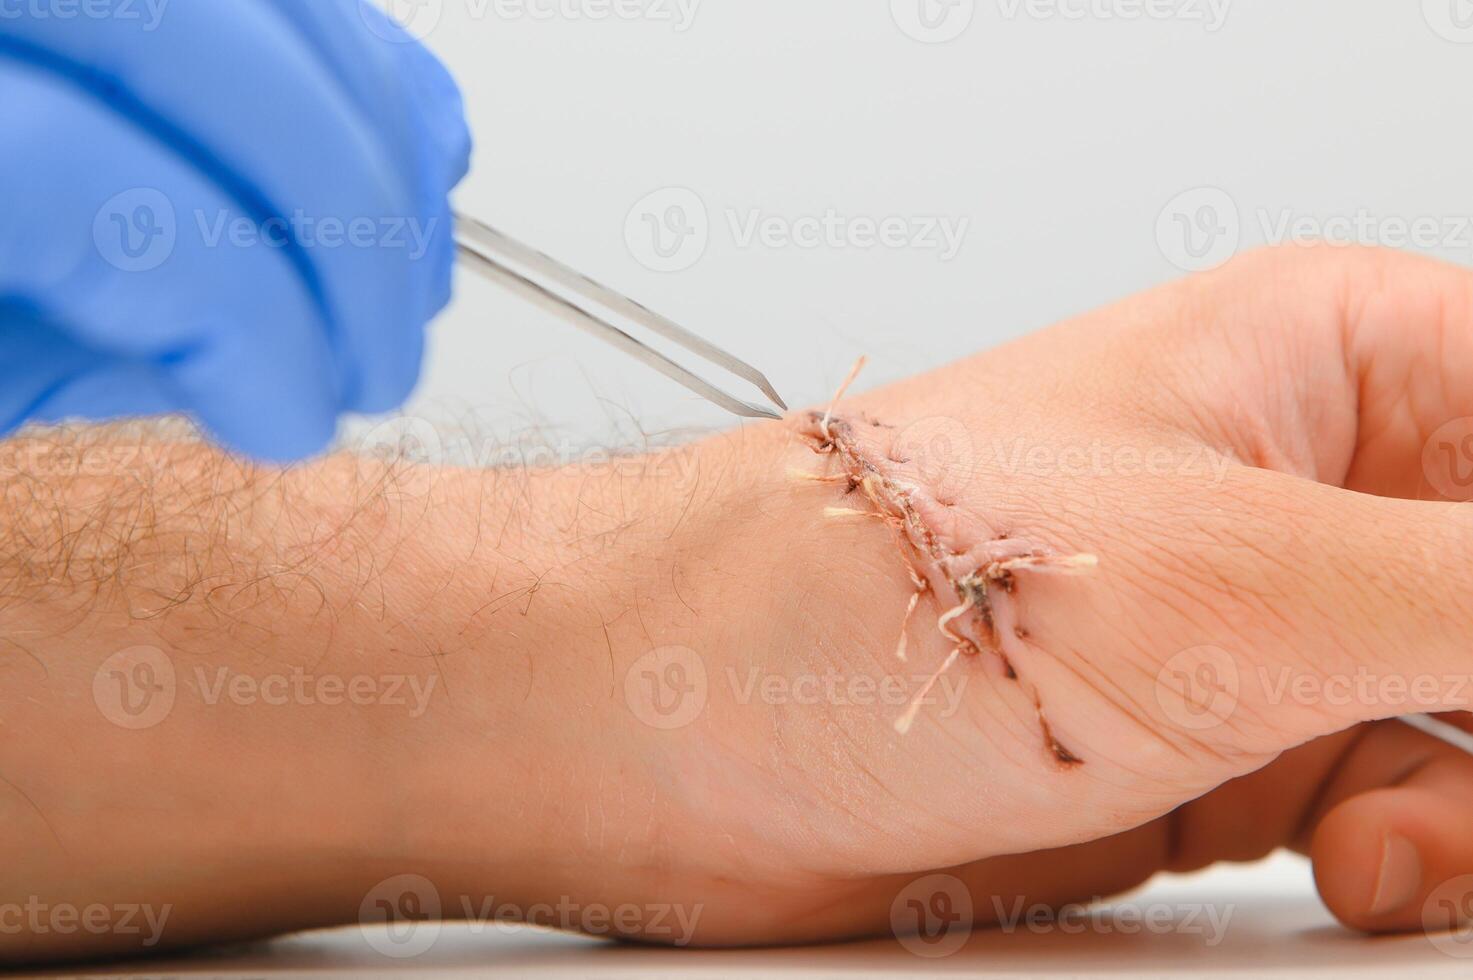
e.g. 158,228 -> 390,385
528,243 -> 1473,945
9,246 -> 1473,960
0,0 -> 470,461
622,243 -> 1473,943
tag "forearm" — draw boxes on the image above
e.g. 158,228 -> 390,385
0,427 -> 574,953
0,429 -> 493,952
0,419 -> 867,957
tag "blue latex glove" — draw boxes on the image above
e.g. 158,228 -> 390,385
0,0 -> 472,461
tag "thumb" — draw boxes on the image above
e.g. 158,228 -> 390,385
1155,469 -> 1473,740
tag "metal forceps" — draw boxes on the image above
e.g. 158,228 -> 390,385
454,213 -> 787,420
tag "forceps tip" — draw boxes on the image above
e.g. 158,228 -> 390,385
741,403 -> 786,421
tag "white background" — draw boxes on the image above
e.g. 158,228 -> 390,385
386,0 -> 1473,455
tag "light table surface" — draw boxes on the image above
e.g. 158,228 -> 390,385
24,854 -> 1472,979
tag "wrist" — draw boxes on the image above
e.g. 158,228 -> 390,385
384,416 -> 937,938
383,424 -> 823,899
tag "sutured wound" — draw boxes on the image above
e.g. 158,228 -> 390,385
795,360 -> 1098,766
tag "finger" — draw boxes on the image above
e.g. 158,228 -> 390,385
0,61 -> 338,461
0,4 -> 431,413
250,0 -> 471,321
1167,719 -> 1473,935
1307,719 -> 1473,933
1428,711 -> 1473,736
1172,466 -> 1473,730
255,0 -> 472,195
1165,246 -> 1473,499
950,722 -> 1473,938
778,723 -> 1473,946
0,307 -> 180,427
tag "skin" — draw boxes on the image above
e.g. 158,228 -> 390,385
4,244 -> 1473,962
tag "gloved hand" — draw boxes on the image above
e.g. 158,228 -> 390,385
0,0 -> 472,461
